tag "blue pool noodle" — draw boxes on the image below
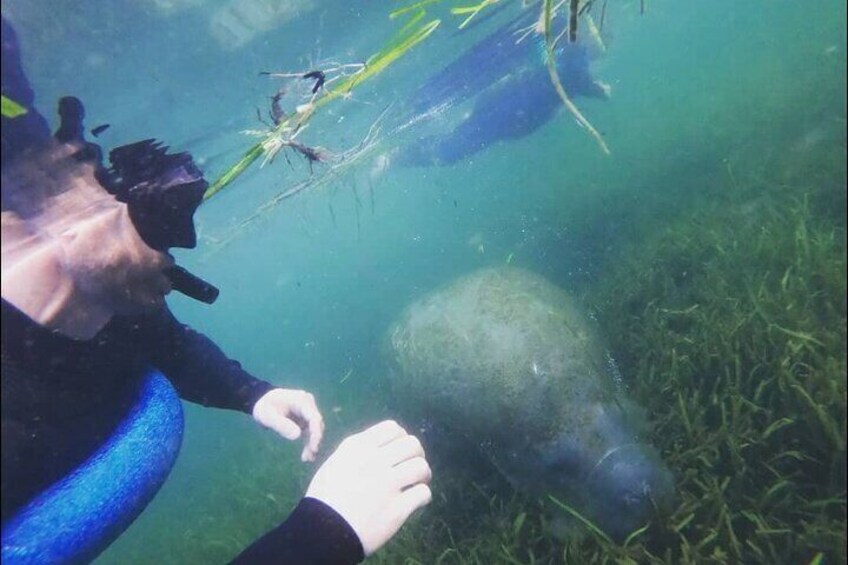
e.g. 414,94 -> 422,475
1,370 -> 184,564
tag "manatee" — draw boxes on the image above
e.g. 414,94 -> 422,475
385,267 -> 674,540
396,9 -> 609,167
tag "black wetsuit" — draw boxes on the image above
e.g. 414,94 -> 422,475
232,497 -> 364,564
0,299 -> 273,521
1,300 -> 364,564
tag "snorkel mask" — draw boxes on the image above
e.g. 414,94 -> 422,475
52,95 -> 219,305
104,139 -> 206,252
101,137 -> 220,304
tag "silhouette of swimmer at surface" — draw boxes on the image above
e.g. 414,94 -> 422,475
396,9 -> 610,167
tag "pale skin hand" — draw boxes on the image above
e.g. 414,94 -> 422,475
252,389 -> 325,462
305,420 -> 433,556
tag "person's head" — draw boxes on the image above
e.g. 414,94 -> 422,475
1,139 -> 175,315
2,19 -> 211,324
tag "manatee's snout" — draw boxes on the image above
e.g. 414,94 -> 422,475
587,444 -> 675,541
535,425 -> 675,541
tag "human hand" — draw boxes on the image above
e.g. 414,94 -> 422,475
305,420 -> 432,556
253,389 -> 324,462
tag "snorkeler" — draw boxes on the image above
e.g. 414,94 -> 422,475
396,8 -> 610,167
1,15 -> 430,564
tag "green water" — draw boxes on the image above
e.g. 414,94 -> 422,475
2,0 -> 845,562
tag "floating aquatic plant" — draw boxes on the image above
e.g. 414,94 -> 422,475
1,94 -> 27,118
207,108 -> 388,252
540,0 -> 611,154
202,12 -> 440,202
391,0 -> 615,154
450,0 -> 502,30
201,0 -> 613,247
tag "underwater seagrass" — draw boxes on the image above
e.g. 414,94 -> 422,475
385,267 -> 674,541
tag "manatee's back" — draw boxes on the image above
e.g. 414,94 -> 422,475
386,267 -> 617,442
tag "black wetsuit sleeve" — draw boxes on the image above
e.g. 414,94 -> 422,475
231,497 -> 365,565
145,307 -> 275,414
